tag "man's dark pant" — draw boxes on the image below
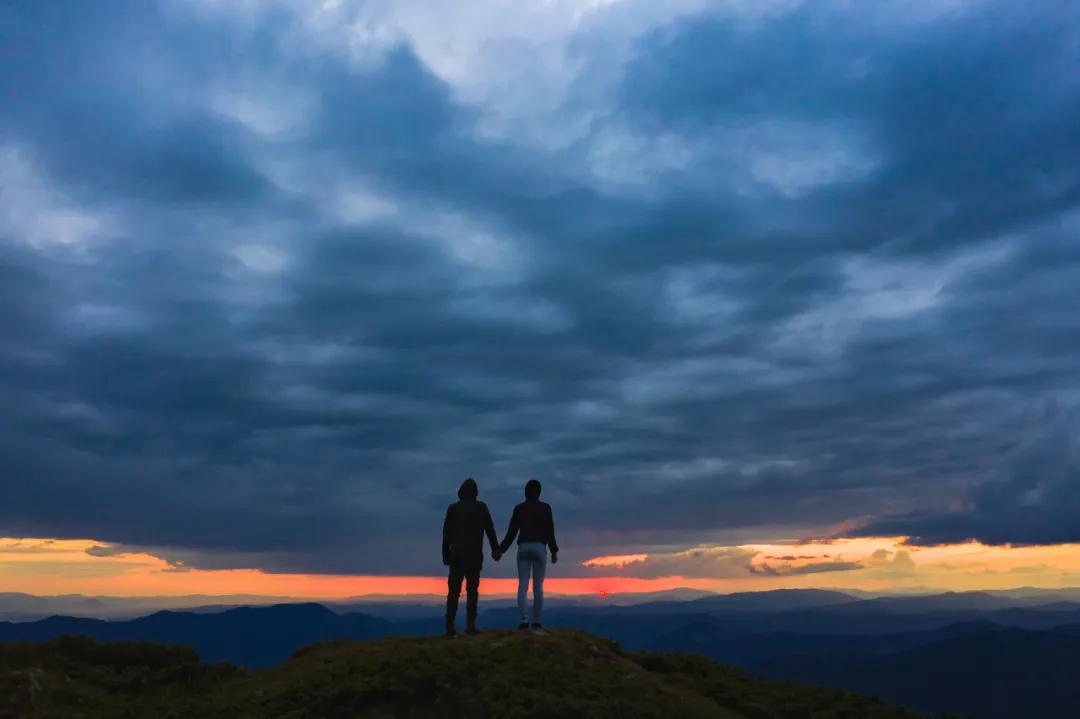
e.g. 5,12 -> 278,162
446,561 -> 481,633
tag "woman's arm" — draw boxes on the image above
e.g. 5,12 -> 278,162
499,506 -> 520,554
547,504 -> 559,558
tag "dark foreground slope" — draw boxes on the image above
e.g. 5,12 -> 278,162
0,630 -> 938,719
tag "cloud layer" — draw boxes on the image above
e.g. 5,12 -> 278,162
2,0 -> 1080,576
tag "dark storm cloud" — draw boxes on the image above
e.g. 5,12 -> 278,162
1,1 -> 281,209
854,406 -> 1080,545
2,0 -> 1080,576
619,1 -> 1080,257
749,560 -> 863,577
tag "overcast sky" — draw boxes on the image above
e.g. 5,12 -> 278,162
2,0 -> 1080,582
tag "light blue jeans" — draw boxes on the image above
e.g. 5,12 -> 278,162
516,542 -> 547,624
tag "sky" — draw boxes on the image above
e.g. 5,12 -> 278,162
2,0 -> 1080,599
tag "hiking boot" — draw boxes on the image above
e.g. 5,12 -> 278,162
518,622 -> 530,630
531,623 -> 543,630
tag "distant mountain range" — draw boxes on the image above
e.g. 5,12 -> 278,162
0,603 -> 390,667
8,586 -> 1080,622
0,591 -> 294,621
0,587 -> 716,622
7,588 -> 1080,716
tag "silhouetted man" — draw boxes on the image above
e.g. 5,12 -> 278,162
442,477 -> 500,636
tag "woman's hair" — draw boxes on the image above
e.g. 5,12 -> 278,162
524,479 -> 542,500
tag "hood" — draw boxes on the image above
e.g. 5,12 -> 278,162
458,478 -> 478,501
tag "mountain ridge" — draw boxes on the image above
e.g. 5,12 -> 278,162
762,627 -> 1080,719
6,598 -> 1080,716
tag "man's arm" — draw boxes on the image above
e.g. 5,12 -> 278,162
483,504 -> 499,556
499,506 -> 520,554
441,505 -> 453,566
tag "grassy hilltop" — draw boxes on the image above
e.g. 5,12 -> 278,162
1,629 -> 944,719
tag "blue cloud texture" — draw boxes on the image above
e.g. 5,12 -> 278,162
1,0 -> 1079,574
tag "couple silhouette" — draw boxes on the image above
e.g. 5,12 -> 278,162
442,477 -> 558,637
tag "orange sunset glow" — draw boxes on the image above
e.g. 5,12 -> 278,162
6,536 -> 1080,599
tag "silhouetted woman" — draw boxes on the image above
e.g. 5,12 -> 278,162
499,479 -> 558,630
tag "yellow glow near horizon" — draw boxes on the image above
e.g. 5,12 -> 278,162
4,536 -> 1080,599
582,553 -> 649,569
581,537 -> 1080,593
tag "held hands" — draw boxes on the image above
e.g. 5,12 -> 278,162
492,547 -> 503,562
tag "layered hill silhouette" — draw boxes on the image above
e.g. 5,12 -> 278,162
1,629 -> 934,719
6,591 -> 1080,716
0,604 -> 389,668
762,627 -> 1080,719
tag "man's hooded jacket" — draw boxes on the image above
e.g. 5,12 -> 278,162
442,479 -> 499,568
